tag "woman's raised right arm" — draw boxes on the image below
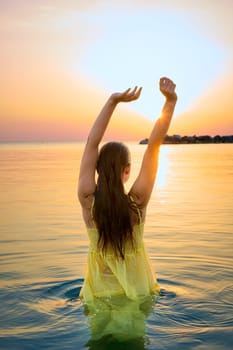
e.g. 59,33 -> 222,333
130,77 -> 177,207
78,87 -> 142,209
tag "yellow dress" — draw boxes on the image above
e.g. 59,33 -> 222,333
80,213 -> 160,303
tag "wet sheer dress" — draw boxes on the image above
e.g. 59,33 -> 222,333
80,200 -> 160,302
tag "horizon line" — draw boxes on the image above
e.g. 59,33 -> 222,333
1,133 -> 233,144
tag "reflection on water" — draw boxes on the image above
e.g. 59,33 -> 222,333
0,143 -> 233,349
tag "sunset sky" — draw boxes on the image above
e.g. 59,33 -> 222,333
1,0 -> 233,141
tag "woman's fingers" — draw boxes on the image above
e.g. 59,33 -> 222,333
125,86 -> 142,100
160,77 -> 175,89
159,77 -> 177,100
125,86 -> 138,96
135,86 -> 142,99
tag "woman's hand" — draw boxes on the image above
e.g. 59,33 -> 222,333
159,77 -> 177,101
110,86 -> 142,104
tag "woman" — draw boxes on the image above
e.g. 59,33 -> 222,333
78,77 -> 177,303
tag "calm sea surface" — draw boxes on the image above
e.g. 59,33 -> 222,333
0,142 -> 232,350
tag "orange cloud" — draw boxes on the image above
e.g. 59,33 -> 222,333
1,62 -> 153,141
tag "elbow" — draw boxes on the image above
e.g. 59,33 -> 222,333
77,186 -> 86,207
77,179 -> 96,206
77,185 -> 82,203
77,182 -> 86,204
77,179 -> 84,204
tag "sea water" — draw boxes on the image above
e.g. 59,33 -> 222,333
0,142 -> 232,349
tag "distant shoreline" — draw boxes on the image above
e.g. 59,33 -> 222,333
139,134 -> 233,144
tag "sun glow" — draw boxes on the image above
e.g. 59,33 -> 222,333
156,147 -> 170,190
